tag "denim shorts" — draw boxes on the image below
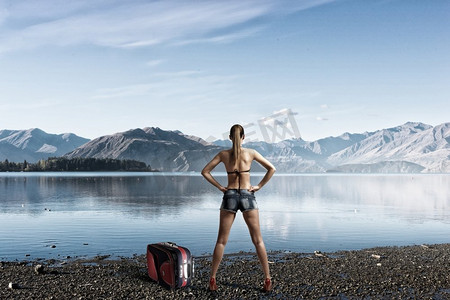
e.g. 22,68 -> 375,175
221,189 -> 258,213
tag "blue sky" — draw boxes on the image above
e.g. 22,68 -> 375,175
0,0 -> 449,142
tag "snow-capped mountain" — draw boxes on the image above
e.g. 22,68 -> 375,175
2,122 -> 449,172
0,128 -> 89,162
65,127 -> 222,172
326,122 -> 449,172
217,122 -> 449,173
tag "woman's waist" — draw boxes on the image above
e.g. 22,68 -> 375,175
226,179 -> 250,188
223,189 -> 254,196
226,185 -> 251,190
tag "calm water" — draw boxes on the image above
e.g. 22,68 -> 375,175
1,172 -> 449,261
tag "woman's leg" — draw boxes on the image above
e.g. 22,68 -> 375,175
210,210 -> 236,279
243,209 -> 270,279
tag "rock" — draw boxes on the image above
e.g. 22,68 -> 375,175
314,251 -> 326,258
1,244 -> 450,299
35,264 -> 45,274
8,282 -> 20,289
51,245 -> 56,248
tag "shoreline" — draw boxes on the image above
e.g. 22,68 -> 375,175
2,244 -> 450,299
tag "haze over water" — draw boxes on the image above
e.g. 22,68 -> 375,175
1,173 -> 449,261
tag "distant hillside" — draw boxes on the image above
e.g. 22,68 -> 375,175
65,127 -> 222,172
64,122 -> 449,173
326,122 -> 450,172
0,128 -> 89,162
3,122 -> 448,173
231,122 -> 449,173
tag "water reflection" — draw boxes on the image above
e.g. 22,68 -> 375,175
0,173 -> 449,260
266,174 -> 450,209
257,174 -> 450,253
0,173 -> 214,217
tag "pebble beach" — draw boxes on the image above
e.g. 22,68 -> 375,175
2,244 -> 450,299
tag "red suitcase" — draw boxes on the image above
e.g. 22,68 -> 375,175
147,242 -> 194,289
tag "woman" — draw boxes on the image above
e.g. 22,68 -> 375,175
201,124 -> 276,292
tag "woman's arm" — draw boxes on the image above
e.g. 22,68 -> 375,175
249,150 -> 276,192
201,152 -> 228,192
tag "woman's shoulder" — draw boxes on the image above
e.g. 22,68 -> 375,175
242,147 -> 257,156
218,149 -> 232,157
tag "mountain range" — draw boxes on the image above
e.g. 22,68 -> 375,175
243,122 -> 449,173
1,122 -> 449,173
65,127 -> 221,172
0,128 -> 89,163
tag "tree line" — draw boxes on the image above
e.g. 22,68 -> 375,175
0,157 -> 153,172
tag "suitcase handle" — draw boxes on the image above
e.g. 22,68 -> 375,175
160,242 -> 177,248
187,259 -> 194,278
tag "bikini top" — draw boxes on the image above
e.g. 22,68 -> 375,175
227,169 -> 251,191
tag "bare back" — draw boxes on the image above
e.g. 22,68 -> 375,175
221,148 -> 253,189
201,145 -> 275,193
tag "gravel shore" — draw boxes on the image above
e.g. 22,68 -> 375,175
1,244 -> 449,299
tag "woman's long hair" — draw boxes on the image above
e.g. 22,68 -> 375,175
230,124 -> 244,164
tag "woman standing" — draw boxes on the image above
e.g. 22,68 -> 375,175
201,124 -> 276,292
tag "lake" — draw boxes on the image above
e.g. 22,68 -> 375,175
1,172 -> 449,261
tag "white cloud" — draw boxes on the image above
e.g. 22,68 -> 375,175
91,71 -> 240,102
92,84 -> 154,100
0,0 -> 336,53
120,40 -> 161,49
154,70 -> 204,77
173,26 -> 265,46
1,0 -> 111,21
146,60 -> 165,68
0,7 -> 8,26
0,98 -> 63,111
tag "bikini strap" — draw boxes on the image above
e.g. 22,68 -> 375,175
227,169 -> 251,191
226,169 -> 250,174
